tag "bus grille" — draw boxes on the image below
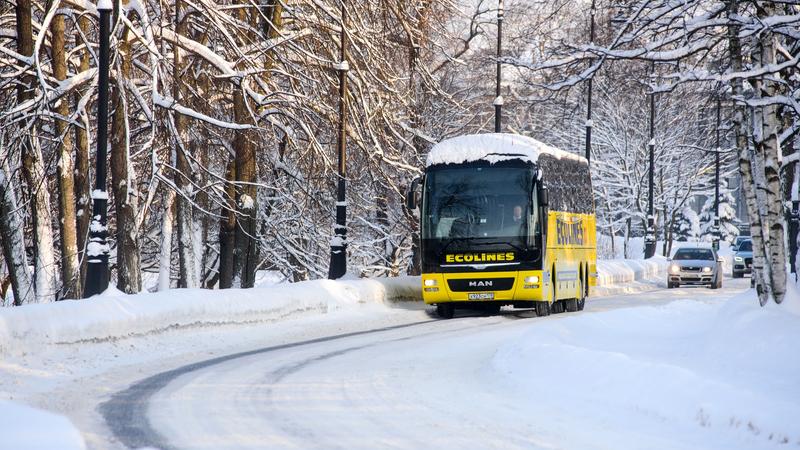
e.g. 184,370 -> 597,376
447,278 -> 515,292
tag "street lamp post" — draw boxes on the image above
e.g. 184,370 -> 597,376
494,0 -> 504,133
644,63 -> 657,259
585,0 -> 596,163
713,96 -> 721,251
328,0 -> 349,279
84,0 -> 112,297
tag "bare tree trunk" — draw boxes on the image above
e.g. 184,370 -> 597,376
0,241 -> 8,304
728,0 -> 770,305
624,217 -> 631,259
52,7 -> 81,299
752,1 -> 787,304
158,191 -> 175,291
232,89 -> 257,288
110,26 -> 141,293
174,0 -> 199,288
219,159 -> 236,288
17,0 -> 56,302
74,14 -> 92,288
0,163 -> 35,305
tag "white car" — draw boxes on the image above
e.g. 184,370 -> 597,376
667,247 -> 724,289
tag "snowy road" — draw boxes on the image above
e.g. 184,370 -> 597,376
98,278 -> 782,450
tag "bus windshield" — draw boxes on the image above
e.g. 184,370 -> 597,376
422,166 -> 535,243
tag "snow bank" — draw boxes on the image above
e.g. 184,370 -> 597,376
0,277 -> 419,358
491,287 -> 800,449
594,256 -> 669,296
0,400 -> 86,450
425,133 -> 586,167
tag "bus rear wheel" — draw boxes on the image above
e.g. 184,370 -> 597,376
535,301 -> 550,317
436,304 -> 454,319
565,274 -> 579,312
551,281 -> 566,314
566,300 -> 578,312
571,273 -> 586,312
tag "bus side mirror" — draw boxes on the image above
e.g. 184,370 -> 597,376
406,177 -> 421,210
538,185 -> 549,207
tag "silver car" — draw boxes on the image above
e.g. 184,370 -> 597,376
667,247 -> 723,289
732,238 -> 753,278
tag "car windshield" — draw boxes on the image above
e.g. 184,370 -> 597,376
738,240 -> 752,251
673,249 -> 714,261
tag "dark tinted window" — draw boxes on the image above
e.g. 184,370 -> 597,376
538,154 -> 593,214
673,249 -> 714,260
422,166 -> 533,240
738,240 -> 752,251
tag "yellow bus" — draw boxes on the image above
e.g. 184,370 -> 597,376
406,133 -> 597,318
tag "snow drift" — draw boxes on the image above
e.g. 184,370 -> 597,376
492,286 -> 800,449
0,277 -> 419,358
595,256 -> 669,295
0,257 -> 666,358
0,400 -> 86,450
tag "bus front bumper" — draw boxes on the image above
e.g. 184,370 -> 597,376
421,271 -> 546,304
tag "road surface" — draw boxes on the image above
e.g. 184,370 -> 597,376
100,278 -> 752,450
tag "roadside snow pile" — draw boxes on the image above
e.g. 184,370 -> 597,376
492,287 -> 800,449
0,400 -> 86,450
594,256 -> 668,296
0,277 -> 419,358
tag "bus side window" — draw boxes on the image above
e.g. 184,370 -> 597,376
529,188 -> 540,248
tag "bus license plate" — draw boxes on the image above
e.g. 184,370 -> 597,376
469,293 -> 494,300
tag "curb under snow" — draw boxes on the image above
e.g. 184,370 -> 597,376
0,258 -> 668,358
0,277 -> 419,358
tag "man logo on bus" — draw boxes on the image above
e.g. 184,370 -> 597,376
557,217 -> 585,246
469,281 -> 493,287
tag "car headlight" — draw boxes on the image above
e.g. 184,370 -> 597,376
670,265 -> 680,274
734,256 -> 743,262
424,279 -> 437,287
702,267 -> 712,273
524,275 -> 539,284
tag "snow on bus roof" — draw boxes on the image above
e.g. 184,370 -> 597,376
425,133 -> 586,167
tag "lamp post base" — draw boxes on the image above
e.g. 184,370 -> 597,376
328,246 -> 347,279
644,241 -> 656,259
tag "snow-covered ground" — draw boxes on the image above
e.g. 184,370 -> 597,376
0,277 -> 419,358
493,284 -> 800,449
0,400 -> 86,450
0,261 -> 797,450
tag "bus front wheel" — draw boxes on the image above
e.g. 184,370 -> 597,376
436,304 -> 455,319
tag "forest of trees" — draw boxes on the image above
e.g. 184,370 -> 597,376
0,0 -> 797,306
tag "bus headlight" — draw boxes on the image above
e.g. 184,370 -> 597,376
670,265 -> 680,274
524,276 -> 539,284
424,279 -> 437,287
702,266 -> 712,273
